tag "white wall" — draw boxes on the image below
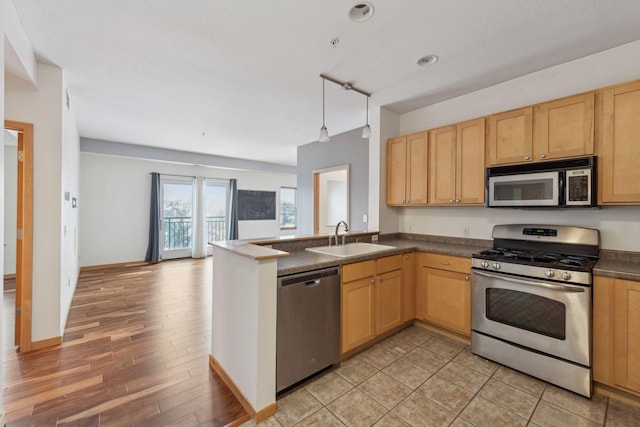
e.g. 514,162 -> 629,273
392,40 -> 640,252
60,76 -> 80,331
5,62 -> 80,341
79,153 -> 297,267
3,142 -> 17,275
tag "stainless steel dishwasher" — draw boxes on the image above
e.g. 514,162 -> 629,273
276,266 -> 340,393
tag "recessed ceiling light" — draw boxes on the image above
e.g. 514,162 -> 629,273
349,2 -> 374,22
417,55 -> 439,67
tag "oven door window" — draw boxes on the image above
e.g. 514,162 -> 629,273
485,288 -> 566,340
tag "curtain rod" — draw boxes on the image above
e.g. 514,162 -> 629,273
149,173 -> 196,179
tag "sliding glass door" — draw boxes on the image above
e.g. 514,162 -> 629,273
159,176 -> 229,259
205,179 -> 229,247
160,177 -> 194,259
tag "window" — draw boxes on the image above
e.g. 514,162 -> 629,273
280,187 -> 297,229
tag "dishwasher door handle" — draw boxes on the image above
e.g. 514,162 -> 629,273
305,279 -> 320,286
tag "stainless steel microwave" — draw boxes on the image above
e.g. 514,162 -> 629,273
487,156 -> 597,208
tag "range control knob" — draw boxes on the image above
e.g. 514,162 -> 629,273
561,272 -> 572,281
492,262 -> 501,271
481,261 -> 490,269
544,270 -> 555,278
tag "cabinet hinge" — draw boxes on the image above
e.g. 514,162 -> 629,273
18,150 -> 24,162
17,229 -> 23,240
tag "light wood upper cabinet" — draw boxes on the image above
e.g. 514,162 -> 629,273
428,125 -> 456,204
415,253 -> 471,336
456,119 -> 486,204
488,107 -> 533,166
387,132 -> 428,206
599,81 -> 640,204
593,275 -> 640,395
429,118 -> 485,205
533,92 -> 595,161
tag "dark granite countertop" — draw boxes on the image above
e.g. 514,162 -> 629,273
274,234 -> 640,281
594,250 -> 640,281
276,236 -> 491,276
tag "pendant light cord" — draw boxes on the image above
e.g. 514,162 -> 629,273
322,79 -> 326,126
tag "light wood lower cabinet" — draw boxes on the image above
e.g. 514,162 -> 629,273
341,255 -> 405,354
593,275 -> 640,395
415,253 -> 471,336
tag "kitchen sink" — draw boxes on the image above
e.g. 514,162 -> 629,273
305,242 -> 397,258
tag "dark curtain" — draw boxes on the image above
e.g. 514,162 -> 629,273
145,172 -> 162,263
228,179 -> 239,240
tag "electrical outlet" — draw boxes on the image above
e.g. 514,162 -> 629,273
362,214 -> 368,223
371,234 -> 378,242
463,226 -> 470,237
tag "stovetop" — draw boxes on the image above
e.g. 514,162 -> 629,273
471,224 -> 600,286
475,248 -> 598,272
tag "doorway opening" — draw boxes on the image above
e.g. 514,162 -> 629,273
313,165 -> 349,235
4,120 -> 34,352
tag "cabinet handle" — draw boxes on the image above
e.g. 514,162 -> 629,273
405,255 -> 410,260
465,276 -> 470,281
540,153 -> 547,159
524,155 -> 531,161
378,277 -> 383,282
449,199 -> 454,203
455,199 -> 460,203
440,261 -> 450,265
371,279 -> 375,285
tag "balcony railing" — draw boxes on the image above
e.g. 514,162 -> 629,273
163,216 -> 226,250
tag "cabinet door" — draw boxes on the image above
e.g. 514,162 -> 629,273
406,131 -> 429,205
614,278 -> 640,392
402,253 -> 414,322
600,81 -> 640,204
375,269 -> 403,335
456,118 -> 486,205
416,266 -> 471,336
488,107 -> 533,166
341,277 -> 376,353
386,136 -> 407,205
428,125 -> 456,205
593,276 -> 615,386
534,92 -> 594,161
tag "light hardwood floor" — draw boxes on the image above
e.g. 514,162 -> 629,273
3,258 -> 249,426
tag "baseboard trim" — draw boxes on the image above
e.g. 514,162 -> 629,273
594,382 -> 640,407
413,320 -> 471,346
31,336 -> 62,351
208,354 -> 276,423
80,261 -> 148,271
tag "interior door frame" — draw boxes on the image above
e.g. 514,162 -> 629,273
312,164 -> 350,235
5,120 -> 33,352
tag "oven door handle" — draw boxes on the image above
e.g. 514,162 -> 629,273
472,270 -> 586,293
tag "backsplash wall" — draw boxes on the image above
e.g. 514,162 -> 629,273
399,206 -> 640,252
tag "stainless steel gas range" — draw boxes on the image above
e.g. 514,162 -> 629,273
471,224 -> 600,397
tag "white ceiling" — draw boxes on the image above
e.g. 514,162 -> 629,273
7,0 -> 640,167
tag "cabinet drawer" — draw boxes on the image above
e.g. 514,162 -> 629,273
376,255 -> 403,274
418,252 -> 470,274
342,260 -> 375,283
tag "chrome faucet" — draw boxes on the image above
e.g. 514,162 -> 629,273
334,221 -> 349,246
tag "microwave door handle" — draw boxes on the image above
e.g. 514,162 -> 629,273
472,270 -> 586,293
559,171 -> 565,205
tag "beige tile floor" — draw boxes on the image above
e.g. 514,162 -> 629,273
243,326 -> 640,426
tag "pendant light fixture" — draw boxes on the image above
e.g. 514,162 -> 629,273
362,96 -> 371,139
318,74 -> 371,142
319,79 -> 330,142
